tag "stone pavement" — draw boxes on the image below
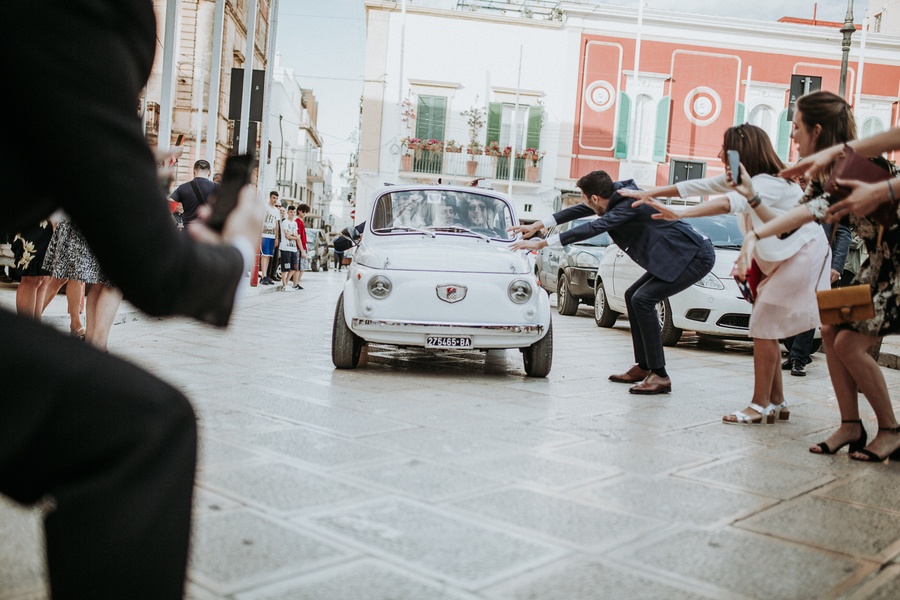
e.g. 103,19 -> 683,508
2,271 -> 900,599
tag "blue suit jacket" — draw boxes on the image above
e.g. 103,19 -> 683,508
555,180 -> 709,283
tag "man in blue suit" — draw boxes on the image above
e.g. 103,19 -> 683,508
511,170 -> 714,394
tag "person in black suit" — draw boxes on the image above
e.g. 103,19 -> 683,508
0,1 -> 264,598
511,170 -> 715,394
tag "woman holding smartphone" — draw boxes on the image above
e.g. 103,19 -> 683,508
620,124 -> 828,425
737,92 -> 900,462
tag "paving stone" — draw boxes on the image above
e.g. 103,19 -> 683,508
460,453 -> 617,489
234,559 -> 476,600
243,427 -> 397,468
197,436 -> 266,470
621,528 -> 863,600
0,499 -> 46,599
482,557 -> 716,600
582,476 -> 774,526
843,564 -> 900,600
636,427 -> 765,457
189,509 -> 347,595
553,439 -> 708,476
361,427 -> 514,463
678,455 -> 835,499
238,393 -> 412,437
818,469 -> 900,512
342,458 -> 500,502
737,495 -> 900,561
309,497 -> 562,588
451,487 -> 662,550
201,462 -> 376,514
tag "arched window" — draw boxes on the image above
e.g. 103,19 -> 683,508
749,105 -> 777,146
861,116 -> 885,139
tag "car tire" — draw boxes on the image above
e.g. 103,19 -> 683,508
332,293 -> 363,368
556,275 -> 579,316
658,298 -> 682,346
322,256 -> 329,272
594,281 -> 620,327
522,321 -> 553,377
311,257 -> 320,272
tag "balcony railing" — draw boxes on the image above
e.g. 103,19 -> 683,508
400,150 -> 542,183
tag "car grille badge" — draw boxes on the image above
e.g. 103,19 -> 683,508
436,284 -> 467,303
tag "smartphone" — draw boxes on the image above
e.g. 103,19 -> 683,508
727,149 -> 741,185
175,133 -> 185,146
206,154 -> 257,233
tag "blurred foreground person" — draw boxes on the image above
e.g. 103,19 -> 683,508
0,1 -> 264,598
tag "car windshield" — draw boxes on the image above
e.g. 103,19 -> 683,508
567,218 -> 610,247
684,215 -> 744,249
371,190 -> 515,240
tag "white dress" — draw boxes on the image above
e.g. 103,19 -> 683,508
675,174 -> 830,339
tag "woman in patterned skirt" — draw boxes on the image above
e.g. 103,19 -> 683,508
43,217 -> 122,351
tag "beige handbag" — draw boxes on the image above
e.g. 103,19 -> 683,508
817,284 -> 875,325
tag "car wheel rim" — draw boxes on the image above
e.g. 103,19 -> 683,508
595,289 -> 604,319
656,302 -> 665,328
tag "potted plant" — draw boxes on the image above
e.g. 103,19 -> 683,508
445,139 -> 462,153
484,141 -> 503,158
521,147 -> 544,182
400,136 -> 423,170
400,98 -> 416,170
461,104 -> 484,176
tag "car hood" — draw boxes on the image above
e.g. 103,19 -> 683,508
356,237 -> 529,274
711,248 -> 740,278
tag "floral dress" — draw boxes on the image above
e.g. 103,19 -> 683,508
802,163 -> 900,337
11,220 -> 52,277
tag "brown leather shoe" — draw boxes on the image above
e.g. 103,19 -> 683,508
629,374 -> 672,395
609,365 -> 651,383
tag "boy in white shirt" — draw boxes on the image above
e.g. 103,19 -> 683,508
278,206 -> 301,290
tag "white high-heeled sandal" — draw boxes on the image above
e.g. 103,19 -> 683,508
770,400 -> 790,422
723,403 -> 775,425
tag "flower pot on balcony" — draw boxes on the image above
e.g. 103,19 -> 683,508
401,154 -> 413,171
466,160 -> 478,176
525,165 -> 539,182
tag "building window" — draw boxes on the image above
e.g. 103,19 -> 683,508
415,95 -> 447,142
749,105 -> 777,146
633,94 -> 655,161
669,160 -> 706,186
862,116 -> 885,139
487,102 -> 543,151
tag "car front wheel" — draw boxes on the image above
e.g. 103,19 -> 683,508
522,322 -> 553,377
556,275 -> 579,316
311,256 -> 320,272
332,293 -> 363,368
594,281 -> 620,327
658,298 -> 682,346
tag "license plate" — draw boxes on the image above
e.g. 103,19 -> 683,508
426,336 -> 472,348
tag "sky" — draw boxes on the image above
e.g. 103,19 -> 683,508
275,0 -> 857,192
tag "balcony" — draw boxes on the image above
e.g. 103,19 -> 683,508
400,151 -> 542,183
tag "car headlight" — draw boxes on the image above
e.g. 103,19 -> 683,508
693,272 -> 724,290
367,275 -> 392,298
508,279 -> 533,304
574,252 -> 601,268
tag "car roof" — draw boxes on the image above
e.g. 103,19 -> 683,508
372,184 -> 513,203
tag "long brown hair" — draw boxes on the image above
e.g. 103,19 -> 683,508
722,124 -> 784,177
796,91 -> 857,182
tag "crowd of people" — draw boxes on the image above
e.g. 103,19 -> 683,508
516,90 -> 900,462
2,2 -> 899,593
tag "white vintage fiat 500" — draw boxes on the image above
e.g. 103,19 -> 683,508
331,184 -> 553,377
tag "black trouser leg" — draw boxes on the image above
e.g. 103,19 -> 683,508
0,310 -> 197,600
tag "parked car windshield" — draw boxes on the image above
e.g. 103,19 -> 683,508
371,190 -> 514,240
566,217 -> 610,247
683,215 -> 744,249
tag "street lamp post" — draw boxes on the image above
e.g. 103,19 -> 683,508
839,0 -> 855,97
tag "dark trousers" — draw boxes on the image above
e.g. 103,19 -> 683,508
624,241 -> 715,370
334,250 -> 344,270
785,328 -> 816,365
0,309 -> 197,599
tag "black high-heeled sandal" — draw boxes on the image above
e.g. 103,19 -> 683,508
810,420 -> 867,455
849,426 -> 900,462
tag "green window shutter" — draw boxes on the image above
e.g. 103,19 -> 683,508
734,102 -> 745,126
416,96 -> 447,140
526,106 -> 542,149
614,92 -> 630,159
652,97 -> 670,163
776,109 -> 791,161
486,102 -> 502,145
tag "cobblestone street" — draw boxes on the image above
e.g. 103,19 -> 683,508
3,271 -> 900,599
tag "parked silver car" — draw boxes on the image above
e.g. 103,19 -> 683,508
535,216 -> 611,315
305,228 -> 330,272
